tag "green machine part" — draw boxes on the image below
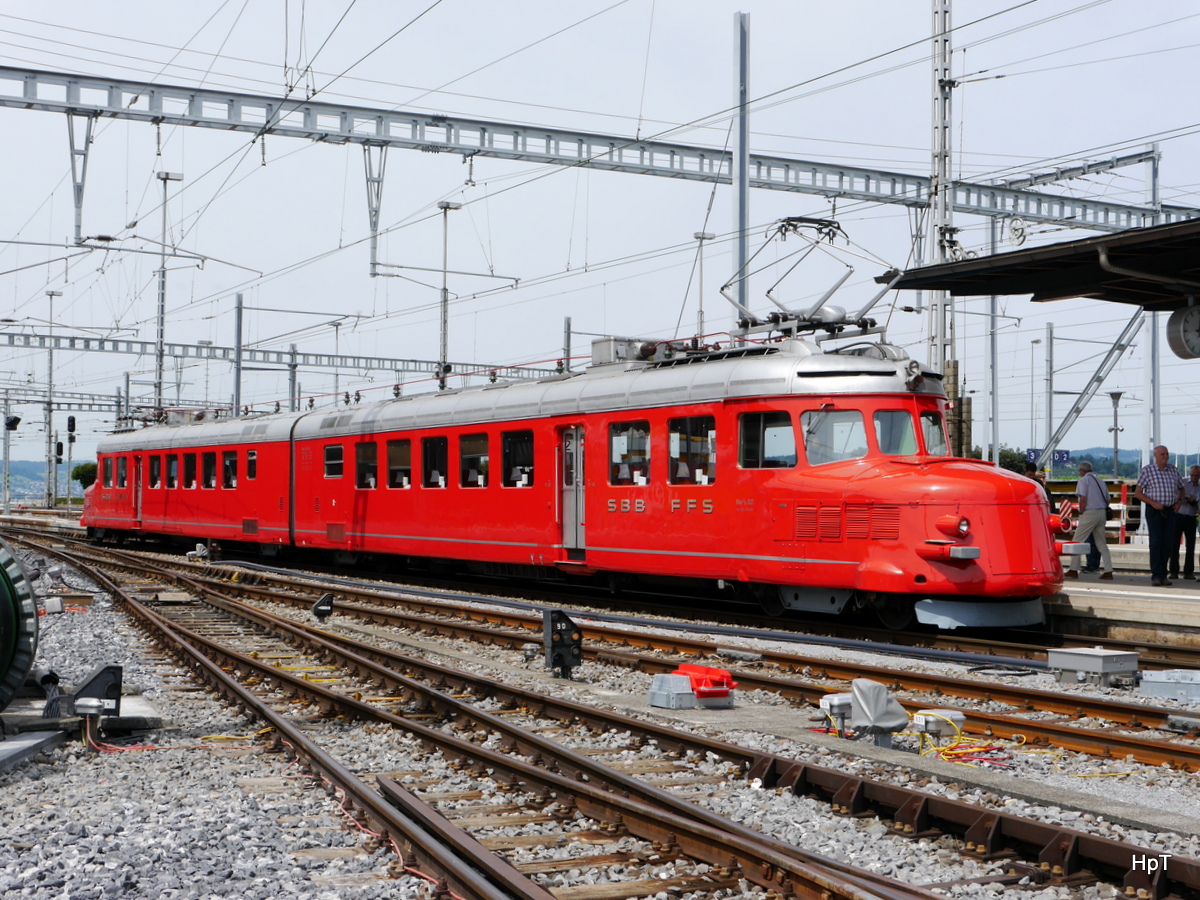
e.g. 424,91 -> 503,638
0,539 -> 37,712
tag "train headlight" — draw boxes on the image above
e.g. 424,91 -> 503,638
936,514 -> 971,537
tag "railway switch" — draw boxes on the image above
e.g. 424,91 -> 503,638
543,609 -> 583,679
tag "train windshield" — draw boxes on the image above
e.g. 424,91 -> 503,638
801,410 -> 867,466
873,410 -> 917,455
920,411 -> 950,456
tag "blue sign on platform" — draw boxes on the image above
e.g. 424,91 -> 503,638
1027,448 -> 1071,464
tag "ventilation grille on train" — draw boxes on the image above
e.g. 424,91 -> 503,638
242,518 -> 258,535
796,505 -> 900,540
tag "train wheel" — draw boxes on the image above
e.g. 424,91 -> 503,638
0,539 -> 37,712
751,585 -> 785,617
872,595 -> 915,631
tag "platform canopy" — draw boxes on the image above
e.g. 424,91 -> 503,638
882,218 -> 1200,309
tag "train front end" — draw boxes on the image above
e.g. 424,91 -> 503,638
845,453 -> 1073,629
759,342 -> 1077,630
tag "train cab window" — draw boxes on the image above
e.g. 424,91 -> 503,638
422,436 -> 447,488
324,444 -> 344,478
460,433 -> 489,488
183,453 -> 197,489
739,412 -> 796,468
386,439 -> 411,488
101,458 -> 113,488
355,441 -> 378,489
222,451 -> 238,488
801,410 -> 867,466
502,430 -> 534,487
874,410 -> 918,455
166,454 -> 179,489
668,416 -> 716,485
149,455 -> 162,489
201,452 -> 217,488
921,411 -> 950,456
246,450 -> 257,480
609,421 -> 650,485
116,457 -> 128,488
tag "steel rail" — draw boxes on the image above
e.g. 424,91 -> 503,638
56,541 -> 1200,770
214,590 -> 1200,899
13,527 -> 1200,670
76,567 -> 557,900
19,536 -> 1200,898
171,564 -> 1199,736
142,594 -> 938,900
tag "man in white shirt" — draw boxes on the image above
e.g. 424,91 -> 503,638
1065,460 -> 1113,580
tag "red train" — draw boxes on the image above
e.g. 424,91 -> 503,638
82,336 -> 1078,629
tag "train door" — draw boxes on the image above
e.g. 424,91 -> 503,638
560,426 -> 585,560
132,455 -> 143,529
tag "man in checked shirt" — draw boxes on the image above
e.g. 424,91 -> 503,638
1133,445 -> 1186,586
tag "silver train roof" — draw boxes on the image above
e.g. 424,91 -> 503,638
97,338 -> 945,452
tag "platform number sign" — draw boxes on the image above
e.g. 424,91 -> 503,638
1026,448 -> 1071,465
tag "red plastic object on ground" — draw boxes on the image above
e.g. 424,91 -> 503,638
673,664 -> 737,698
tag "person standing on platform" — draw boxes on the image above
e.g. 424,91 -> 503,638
1024,463 -> 1054,506
1172,465 -> 1200,580
1133,445 -> 1186,586
1065,461 -> 1113,581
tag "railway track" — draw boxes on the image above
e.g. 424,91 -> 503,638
15,534 -> 1200,899
23,536 -> 1200,771
11,520 -> 1200,669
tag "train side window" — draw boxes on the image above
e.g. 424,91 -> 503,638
502,430 -> 534,487
324,444 -> 344,478
222,451 -> 238,488
355,441 -> 378,489
422,436 -> 447,488
166,454 -> 179,489
874,410 -> 917,455
801,410 -> 867,466
386,439 -> 411,488
183,453 -> 197,489
460,433 -> 488,488
609,421 -> 650,485
116,457 -> 128,488
102,457 -> 113,488
740,412 -> 796,468
668,416 -> 716,485
201,452 -> 217,488
246,450 -> 257,480
920,411 -> 950,456
149,455 -> 161,489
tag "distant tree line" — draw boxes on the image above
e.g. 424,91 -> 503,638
968,446 -> 1142,480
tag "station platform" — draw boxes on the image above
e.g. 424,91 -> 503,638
1050,543 -> 1200,643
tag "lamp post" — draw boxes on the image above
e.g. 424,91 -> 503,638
437,201 -> 462,390
155,171 -> 183,414
693,231 -> 716,338
1029,338 -> 1041,450
1109,391 -> 1123,478
45,289 -> 62,509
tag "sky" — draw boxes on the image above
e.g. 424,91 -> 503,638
0,0 -> 1198,469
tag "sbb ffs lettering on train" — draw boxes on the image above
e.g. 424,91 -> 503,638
605,499 -> 714,513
